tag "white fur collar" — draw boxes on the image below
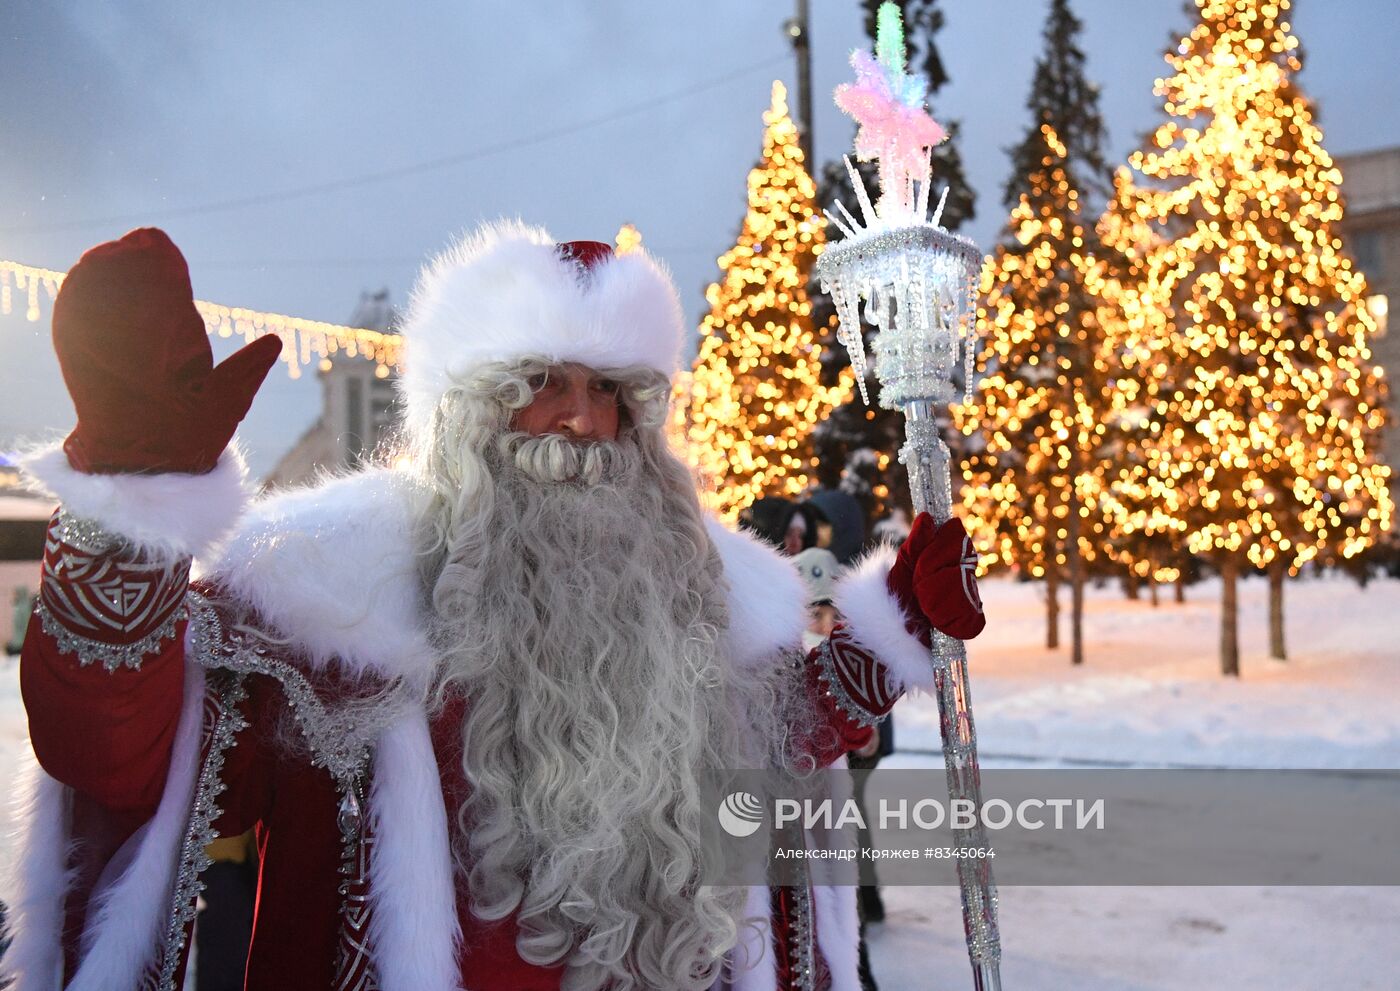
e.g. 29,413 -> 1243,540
204,469 -> 440,688
204,469 -> 809,682
703,518 -> 808,668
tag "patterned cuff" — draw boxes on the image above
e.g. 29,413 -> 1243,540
811,624 -> 900,728
37,509 -> 191,671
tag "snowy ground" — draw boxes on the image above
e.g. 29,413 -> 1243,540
869,570 -> 1400,989
1,571 -> 1397,986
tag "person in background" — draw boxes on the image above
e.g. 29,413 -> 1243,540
739,496 -> 830,557
793,547 -> 841,652
792,545 -> 886,991
784,501 -> 829,556
736,495 -> 794,550
7,587 -> 35,656
806,488 -> 866,566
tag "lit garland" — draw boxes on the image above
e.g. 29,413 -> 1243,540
614,223 -> 643,256
1103,0 -> 1391,574
957,122 -> 1109,581
0,259 -> 400,380
681,81 -> 851,519
1089,169 -> 1191,584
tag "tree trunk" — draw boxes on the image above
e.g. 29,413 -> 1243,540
1123,571 -> 1140,601
1045,561 -> 1060,650
1148,559 -> 1160,608
1268,558 -> 1287,660
1068,501 -> 1085,666
1175,573 -> 1186,604
1069,567 -> 1085,664
1220,557 -> 1240,677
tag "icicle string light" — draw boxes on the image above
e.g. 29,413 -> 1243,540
0,258 -> 400,380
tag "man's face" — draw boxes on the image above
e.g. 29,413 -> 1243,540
510,363 -> 622,442
808,603 -> 838,639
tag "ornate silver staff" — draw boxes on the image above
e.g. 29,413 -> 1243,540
814,4 -> 1002,987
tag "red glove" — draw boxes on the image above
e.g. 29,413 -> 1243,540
52,228 -> 282,475
886,512 -> 986,642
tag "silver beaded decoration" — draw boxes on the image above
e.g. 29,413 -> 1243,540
178,594 -> 380,988
813,639 -> 882,729
154,664 -> 249,990
188,594 -> 376,786
33,596 -> 188,672
814,156 -> 1003,988
52,509 -> 121,555
788,880 -> 816,991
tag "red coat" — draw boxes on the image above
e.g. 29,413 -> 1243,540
5,453 -> 931,991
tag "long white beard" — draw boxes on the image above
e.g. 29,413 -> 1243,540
426,430 -> 768,991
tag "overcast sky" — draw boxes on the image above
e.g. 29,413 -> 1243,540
3,0 -> 1397,478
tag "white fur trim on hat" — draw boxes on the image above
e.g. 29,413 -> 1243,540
398,219 -> 686,439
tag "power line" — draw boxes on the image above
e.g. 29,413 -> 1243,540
3,53 -> 789,236
192,245 -> 723,272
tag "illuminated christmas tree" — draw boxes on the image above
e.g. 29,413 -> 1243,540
1091,168 -> 1193,604
683,81 -> 850,520
957,0 -> 1110,664
1118,0 -> 1391,674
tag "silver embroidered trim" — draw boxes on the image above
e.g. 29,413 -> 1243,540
33,596 -> 188,672
159,592 -> 379,989
53,509 -> 123,554
156,666 -> 250,990
187,592 -> 375,788
789,881 -> 816,991
813,639 -> 880,729
189,591 -> 381,986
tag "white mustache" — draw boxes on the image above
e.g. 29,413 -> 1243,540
497,432 -> 633,485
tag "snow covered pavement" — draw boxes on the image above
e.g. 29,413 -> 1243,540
870,571 -> 1400,988
895,570 -> 1400,769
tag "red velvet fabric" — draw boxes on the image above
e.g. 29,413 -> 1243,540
555,239 -> 613,273
20,611 -> 185,815
802,641 -> 878,762
52,227 -> 281,474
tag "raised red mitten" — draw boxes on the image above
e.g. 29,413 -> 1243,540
911,516 -> 986,640
53,227 -> 282,475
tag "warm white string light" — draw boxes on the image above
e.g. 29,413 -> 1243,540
0,259 -> 400,380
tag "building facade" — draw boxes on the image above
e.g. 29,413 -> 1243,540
263,290 -> 400,490
1338,146 -> 1400,481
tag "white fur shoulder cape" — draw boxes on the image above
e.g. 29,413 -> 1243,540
202,467 -> 816,685
202,467 -> 930,693
10,450 -> 926,991
18,444 -> 930,692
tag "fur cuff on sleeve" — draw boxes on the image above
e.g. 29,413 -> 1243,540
19,442 -> 253,561
833,544 -> 935,692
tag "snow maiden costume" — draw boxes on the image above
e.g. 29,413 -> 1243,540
2,225 -> 984,990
